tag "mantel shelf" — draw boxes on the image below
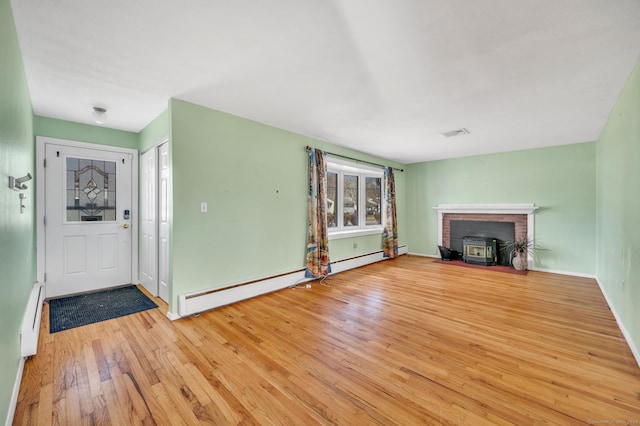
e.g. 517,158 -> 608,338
433,203 -> 539,215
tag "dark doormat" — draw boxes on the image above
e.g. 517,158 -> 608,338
49,285 -> 158,333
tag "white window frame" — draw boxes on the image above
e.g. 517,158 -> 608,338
326,158 -> 384,240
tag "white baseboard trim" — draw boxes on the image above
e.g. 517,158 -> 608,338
407,252 -> 439,258
6,356 -> 25,426
529,267 -> 596,279
398,253 -> 599,281
595,277 -> 640,369
165,311 -> 181,321
168,245 -> 409,320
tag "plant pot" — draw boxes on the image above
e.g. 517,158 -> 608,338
512,253 -> 528,271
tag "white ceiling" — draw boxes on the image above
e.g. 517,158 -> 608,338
10,0 -> 640,163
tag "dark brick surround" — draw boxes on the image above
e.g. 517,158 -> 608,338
442,213 -> 527,248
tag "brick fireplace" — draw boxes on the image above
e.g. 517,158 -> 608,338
443,213 -> 528,248
433,204 -> 539,267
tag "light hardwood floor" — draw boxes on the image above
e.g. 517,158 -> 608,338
14,256 -> 640,425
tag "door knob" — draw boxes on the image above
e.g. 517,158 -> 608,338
122,223 -> 129,229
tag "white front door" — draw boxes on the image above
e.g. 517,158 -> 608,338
44,143 -> 134,298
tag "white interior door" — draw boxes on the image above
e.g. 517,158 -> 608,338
139,148 -> 158,296
158,142 -> 170,302
45,143 -> 133,298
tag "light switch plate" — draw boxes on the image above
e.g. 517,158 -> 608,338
200,202 -> 207,213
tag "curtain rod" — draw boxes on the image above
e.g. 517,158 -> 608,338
305,146 -> 404,172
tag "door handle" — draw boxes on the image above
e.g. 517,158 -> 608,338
122,223 -> 129,229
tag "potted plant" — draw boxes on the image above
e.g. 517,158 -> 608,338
502,237 -> 534,271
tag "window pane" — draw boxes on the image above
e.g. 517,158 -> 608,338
66,157 -> 117,222
365,177 -> 382,225
326,172 -> 337,227
343,175 -> 358,226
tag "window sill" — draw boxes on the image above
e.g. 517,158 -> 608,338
328,228 -> 383,240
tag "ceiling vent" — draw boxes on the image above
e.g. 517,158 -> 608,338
442,128 -> 470,138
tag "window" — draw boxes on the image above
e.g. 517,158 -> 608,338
365,176 -> 382,226
343,174 -> 358,227
326,159 -> 383,239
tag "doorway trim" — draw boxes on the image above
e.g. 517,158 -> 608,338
36,136 -> 139,289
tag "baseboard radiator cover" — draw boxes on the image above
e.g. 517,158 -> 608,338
21,281 -> 45,358
176,245 -> 408,318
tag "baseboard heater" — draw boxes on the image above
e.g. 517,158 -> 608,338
21,282 -> 45,357
176,245 -> 408,318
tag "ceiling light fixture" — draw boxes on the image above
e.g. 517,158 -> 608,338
442,128 -> 470,138
91,106 -> 107,124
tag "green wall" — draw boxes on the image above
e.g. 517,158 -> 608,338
168,99 -> 405,313
139,109 -> 169,153
34,115 -> 138,149
0,0 -> 35,422
406,142 -> 596,275
596,59 -> 640,359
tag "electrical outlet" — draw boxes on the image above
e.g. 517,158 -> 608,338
200,202 -> 208,213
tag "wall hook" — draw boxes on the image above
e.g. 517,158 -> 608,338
8,173 -> 32,191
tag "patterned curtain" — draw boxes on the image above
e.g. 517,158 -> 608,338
305,148 -> 331,278
383,167 -> 398,258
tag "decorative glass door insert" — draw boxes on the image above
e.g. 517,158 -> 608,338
66,157 -> 117,222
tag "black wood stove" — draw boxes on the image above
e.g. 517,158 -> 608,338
462,237 -> 497,266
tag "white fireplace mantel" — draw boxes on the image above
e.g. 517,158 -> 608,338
433,203 -> 539,268
433,203 -> 539,215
